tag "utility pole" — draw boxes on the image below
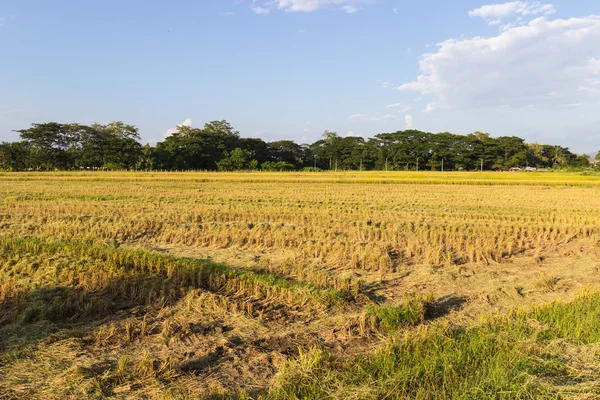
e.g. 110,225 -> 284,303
335,159 -> 338,171
416,157 -> 419,172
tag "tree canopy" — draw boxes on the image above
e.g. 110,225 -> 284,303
0,120 -> 593,171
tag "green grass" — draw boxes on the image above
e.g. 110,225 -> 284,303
365,294 -> 434,334
268,291 -> 600,399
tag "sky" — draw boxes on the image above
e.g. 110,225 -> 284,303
0,0 -> 599,154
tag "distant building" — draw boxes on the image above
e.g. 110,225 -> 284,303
588,157 -> 599,167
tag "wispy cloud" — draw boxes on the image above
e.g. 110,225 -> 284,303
404,115 -> 413,129
219,11 -> 235,16
252,0 -> 371,14
385,103 -> 412,112
468,1 -> 555,25
252,5 -> 270,15
377,80 -> 392,88
348,113 -> 397,122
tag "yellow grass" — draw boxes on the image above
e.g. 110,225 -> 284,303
2,171 -> 600,271
1,171 -> 600,398
2,170 -> 600,185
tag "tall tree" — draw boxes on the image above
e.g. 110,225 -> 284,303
0,142 -> 30,171
14,122 -> 77,170
2,119 -> 592,172
268,140 -> 308,168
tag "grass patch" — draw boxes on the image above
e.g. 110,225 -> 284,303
268,291 -> 600,399
0,235 -> 348,311
365,294 -> 434,334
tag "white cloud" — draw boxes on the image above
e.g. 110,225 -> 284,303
348,113 -> 397,122
268,0 -> 369,13
500,22 -> 516,31
164,118 -> 192,138
425,102 -> 441,113
582,58 -> 600,75
346,131 -> 358,136
560,103 -> 583,108
385,103 -> 411,112
469,1 -> 556,25
404,115 -> 413,129
348,114 -> 368,120
252,6 -> 270,15
398,13 -> 600,111
219,11 -> 235,16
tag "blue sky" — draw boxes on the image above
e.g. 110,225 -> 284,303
1,0 -> 599,154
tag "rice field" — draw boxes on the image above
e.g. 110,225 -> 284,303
1,171 -> 600,398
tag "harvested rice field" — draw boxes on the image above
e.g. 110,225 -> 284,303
2,171 -> 600,399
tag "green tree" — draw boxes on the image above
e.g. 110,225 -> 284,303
136,144 -> 157,170
526,142 -> 548,167
240,138 -> 270,165
14,122 -> 77,170
217,148 -> 252,171
156,120 -> 242,170
310,131 -> 341,170
572,154 -> 590,168
261,161 -> 295,171
375,130 -> 432,171
0,141 -> 30,171
268,140 -> 310,168
93,122 -> 141,170
550,145 -> 567,167
496,136 -> 526,169
5,118 -> 593,173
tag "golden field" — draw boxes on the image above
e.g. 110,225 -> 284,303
2,171 -> 600,399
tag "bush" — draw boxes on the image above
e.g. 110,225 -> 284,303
261,161 -> 295,171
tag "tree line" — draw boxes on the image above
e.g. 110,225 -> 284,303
0,120 -> 596,171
